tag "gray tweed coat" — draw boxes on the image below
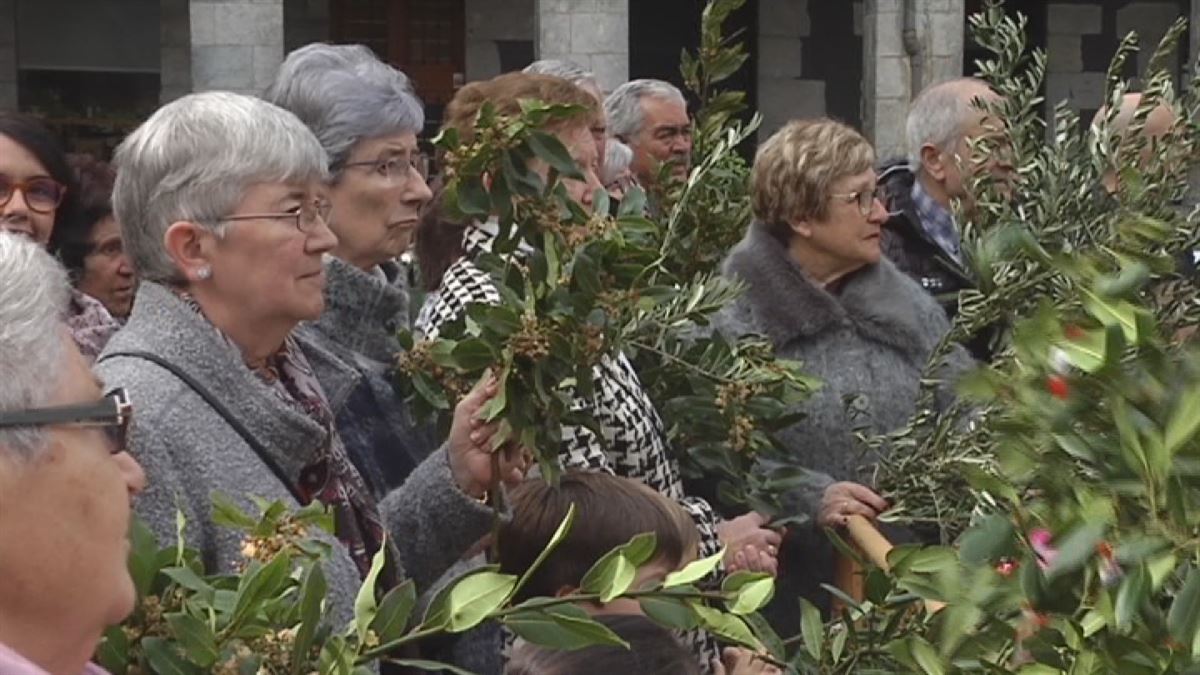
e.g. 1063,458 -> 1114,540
97,282 -> 496,623
714,221 -> 973,622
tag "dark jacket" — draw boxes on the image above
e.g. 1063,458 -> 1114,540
878,159 -> 996,360
714,222 -> 973,627
300,256 -> 439,497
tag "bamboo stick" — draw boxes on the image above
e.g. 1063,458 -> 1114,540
842,515 -> 946,614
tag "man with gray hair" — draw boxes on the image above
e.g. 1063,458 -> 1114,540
878,77 -> 1009,357
604,78 -> 692,190
0,231 -> 146,674
524,59 -> 608,168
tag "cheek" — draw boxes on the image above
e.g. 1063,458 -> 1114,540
33,213 -> 55,244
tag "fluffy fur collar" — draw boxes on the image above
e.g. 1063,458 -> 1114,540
721,221 -> 939,363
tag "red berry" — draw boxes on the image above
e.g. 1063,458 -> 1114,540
995,559 -> 1019,577
1046,374 -> 1070,400
1064,324 -> 1086,341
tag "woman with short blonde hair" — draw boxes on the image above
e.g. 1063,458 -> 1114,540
716,117 -> 972,626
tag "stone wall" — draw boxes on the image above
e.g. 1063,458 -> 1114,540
535,0 -> 628,91
189,0 -> 283,95
863,0 -> 965,161
465,0 -> 534,82
161,0 -> 192,103
1045,1 -> 1184,121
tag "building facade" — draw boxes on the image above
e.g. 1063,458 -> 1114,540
1,0 -> 1196,158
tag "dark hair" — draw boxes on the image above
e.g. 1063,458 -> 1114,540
505,614 -> 702,675
497,472 -> 699,603
0,114 -> 83,252
54,153 -> 116,275
415,179 -> 468,292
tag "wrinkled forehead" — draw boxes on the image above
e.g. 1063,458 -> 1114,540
642,95 -> 689,127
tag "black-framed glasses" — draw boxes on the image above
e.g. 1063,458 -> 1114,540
0,388 -> 132,453
830,186 -> 882,217
221,198 -> 333,234
341,152 -> 430,183
0,175 -> 67,214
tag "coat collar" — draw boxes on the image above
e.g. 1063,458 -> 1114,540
101,282 -> 338,481
722,221 -> 936,362
312,255 -> 409,363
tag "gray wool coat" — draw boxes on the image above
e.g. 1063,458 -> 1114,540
714,222 -> 973,621
96,282 -> 497,623
310,256 -> 409,363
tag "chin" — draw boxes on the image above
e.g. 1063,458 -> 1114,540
106,572 -> 140,624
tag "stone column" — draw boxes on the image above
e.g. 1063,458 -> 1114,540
0,0 -> 16,110
862,0 -> 909,159
161,0 -> 193,103
757,0 -> 826,138
536,0 -> 628,92
189,0 -> 284,95
862,0 -> 966,160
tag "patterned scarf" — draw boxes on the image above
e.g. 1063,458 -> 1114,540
175,291 -> 388,580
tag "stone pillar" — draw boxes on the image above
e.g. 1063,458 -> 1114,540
756,0 -> 825,138
862,0 -> 909,159
536,0 -> 628,92
161,0 -> 193,103
862,0 -> 965,160
190,0 -> 284,95
0,0 -> 16,110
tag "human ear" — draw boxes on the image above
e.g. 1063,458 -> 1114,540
163,221 -> 216,283
920,143 -> 947,182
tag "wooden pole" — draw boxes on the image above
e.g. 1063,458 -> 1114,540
839,515 -> 946,614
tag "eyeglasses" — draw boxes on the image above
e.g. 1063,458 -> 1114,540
830,186 -> 882,217
0,176 -> 67,214
0,388 -> 132,453
341,152 -> 430,183
220,198 -> 333,234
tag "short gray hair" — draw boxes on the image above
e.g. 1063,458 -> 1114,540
604,79 -> 686,140
264,43 -> 425,169
906,77 -> 993,167
0,232 -> 70,458
602,139 -> 633,185
523,59 -> 598,91
112,91 -> 328,284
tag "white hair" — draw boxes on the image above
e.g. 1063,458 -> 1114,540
523,59 -> 598,91
112,91 -> 329,284
264,43 -> 426,169
602,139 -> 633,184
604,79 -> 686,140
0,232 -> 70,457
905,77 -> 993,167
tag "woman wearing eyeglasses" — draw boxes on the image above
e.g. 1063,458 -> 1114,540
95,91 -> 525,627
263,43 -> 440,497
0,231 -> 145,675
0,114 -> 123,361
714,118 -> 973,625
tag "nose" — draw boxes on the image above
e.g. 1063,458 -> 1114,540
306,212 -> 339,254
868,197 -> 889,224
114,451 -> 147,496
116,253 -> 134,277
404,172 -> 434,207
584,166 -> 603,209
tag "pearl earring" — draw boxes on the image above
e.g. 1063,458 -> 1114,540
195,266 -> 212,280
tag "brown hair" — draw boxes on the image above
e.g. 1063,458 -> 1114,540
416,72 -> 599,291
55,153 -> 117,276
506,614 -> 701,675
442,71 -> 599,141
498,472 -> 699,602
750,118 -> 875,243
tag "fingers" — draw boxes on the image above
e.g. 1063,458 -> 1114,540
759,527 -> 783,549
844,482 -> 889,513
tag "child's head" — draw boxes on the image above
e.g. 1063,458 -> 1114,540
504,614 -> 702,675
498,471 -> 699,603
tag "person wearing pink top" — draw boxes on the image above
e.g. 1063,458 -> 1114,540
0,232 -> 146,675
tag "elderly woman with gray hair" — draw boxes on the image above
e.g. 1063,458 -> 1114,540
96,91 -> 526,623
715,118 -> 972,624
265,43 -> 438,495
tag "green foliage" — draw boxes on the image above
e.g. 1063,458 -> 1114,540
782,2 -> 1200,673
395,0 -> 817,518
101,499 -> 780,673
